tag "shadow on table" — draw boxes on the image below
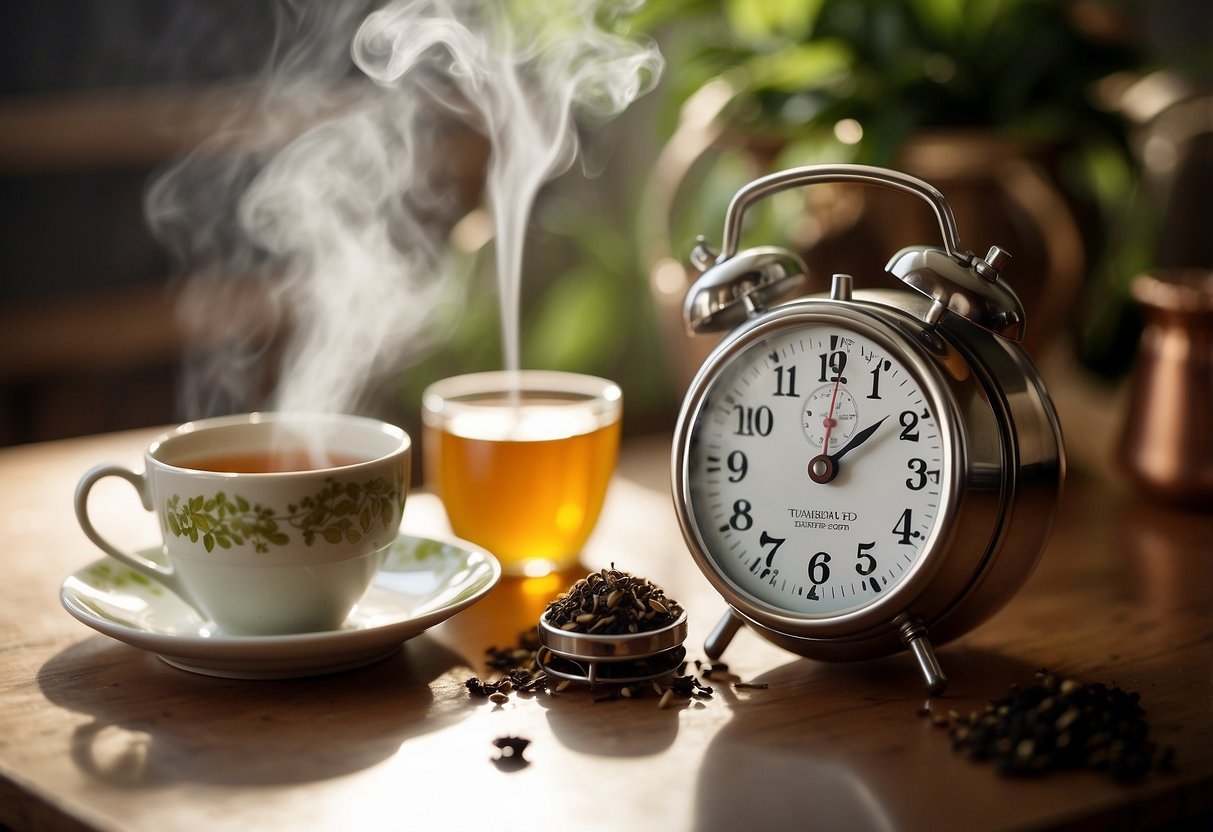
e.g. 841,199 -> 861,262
38,633 -> 473,787
536,685 -> 684,757
690,645 -> 1039,832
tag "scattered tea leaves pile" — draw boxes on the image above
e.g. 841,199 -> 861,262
930,670 -> 1176,781
594,670 -> 715,705
544,567 -> 684,635
463,626 -> 716,707
463,568 -> 754,709
465,627 -> 547,703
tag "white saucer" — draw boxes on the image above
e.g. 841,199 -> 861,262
60,533 -> 501,679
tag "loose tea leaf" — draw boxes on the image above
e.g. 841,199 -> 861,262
934,669 -> 1176,781
465,677 -> 495,697
544,567 -> 684,635
465,628 -> 550,703
670,674 -> 714,698
486,628 -> 542,673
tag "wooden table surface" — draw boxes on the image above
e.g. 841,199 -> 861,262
1,408 -> 1211,830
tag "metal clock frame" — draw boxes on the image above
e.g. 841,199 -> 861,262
669,165 -> 1065,694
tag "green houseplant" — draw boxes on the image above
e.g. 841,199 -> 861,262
642,0 -> 1139,165
633,0 -> 1147,370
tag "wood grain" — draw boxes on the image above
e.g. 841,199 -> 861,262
0,422 -> 1209,831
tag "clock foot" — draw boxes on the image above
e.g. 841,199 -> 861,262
704,609 -> 744,660
898,617 -> 948,695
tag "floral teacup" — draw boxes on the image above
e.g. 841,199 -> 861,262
75,413 -> 410,635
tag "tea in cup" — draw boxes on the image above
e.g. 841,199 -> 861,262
422,371 -> 621,577
74,412 -> 411,635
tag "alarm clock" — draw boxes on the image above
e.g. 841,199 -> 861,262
670,164 -> 1064,694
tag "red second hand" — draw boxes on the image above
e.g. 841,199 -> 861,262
821,375 -> 842,455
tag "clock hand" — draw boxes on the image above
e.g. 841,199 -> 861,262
820,376 -> 842,455
830,414 -> 889,463
807,414 -> 888,484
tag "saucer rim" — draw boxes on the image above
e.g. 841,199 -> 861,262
59,531 -> 501,674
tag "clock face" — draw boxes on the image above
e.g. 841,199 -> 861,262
681,316 -> 954,619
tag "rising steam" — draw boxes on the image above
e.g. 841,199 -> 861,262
145,0 -> 661,420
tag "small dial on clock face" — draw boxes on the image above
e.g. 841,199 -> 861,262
685,322 -> 951,617
801,383 -> 858,449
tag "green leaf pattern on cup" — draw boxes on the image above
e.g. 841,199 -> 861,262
165,471 -> 405,554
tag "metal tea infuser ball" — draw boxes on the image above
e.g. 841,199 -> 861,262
670,164 -> 1065,694
536,610 -> 689,685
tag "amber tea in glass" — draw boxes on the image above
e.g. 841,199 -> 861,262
422,371 -> 621,577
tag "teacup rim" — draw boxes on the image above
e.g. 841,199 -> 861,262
146,411 -> 410,477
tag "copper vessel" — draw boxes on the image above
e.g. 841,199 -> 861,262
1117,269 -> 1213,506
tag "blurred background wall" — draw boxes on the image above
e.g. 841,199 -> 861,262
1,0 -> 1209,449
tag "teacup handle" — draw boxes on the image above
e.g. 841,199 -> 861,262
74,463 -> 197,608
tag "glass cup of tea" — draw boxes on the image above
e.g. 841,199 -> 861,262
421,371 -> 622,577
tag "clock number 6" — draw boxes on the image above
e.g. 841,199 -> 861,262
808,551 -> 831,585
